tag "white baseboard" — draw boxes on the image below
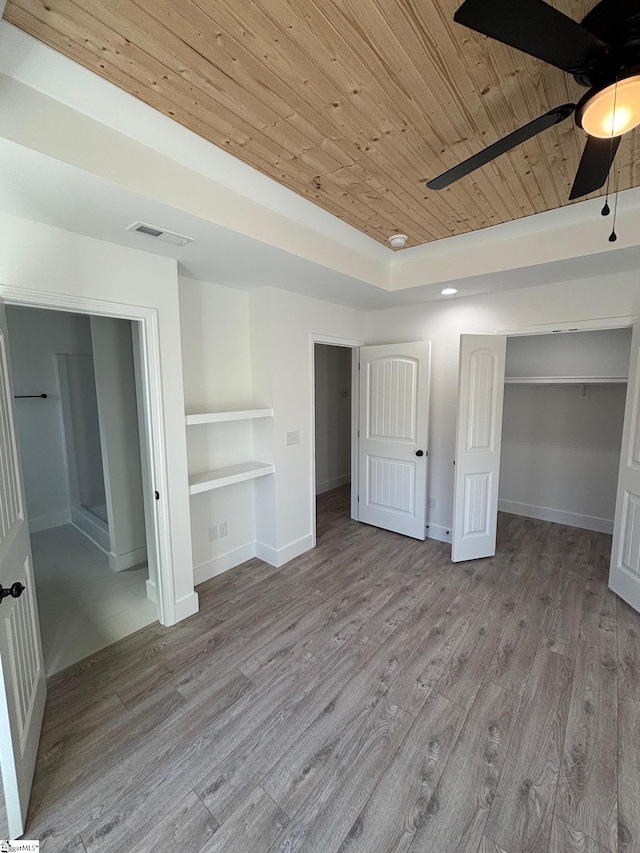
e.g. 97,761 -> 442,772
193,542 -> 257,586
426,523 -> 452,544
256,534 -> 314,567
108,546 -> 148,572
29,509 -> 72,533
71,505 -> 110,552
171,591 -> 199,624
316,474 -> 351,495
498,499 -> 613,535
145,578 -> 157,603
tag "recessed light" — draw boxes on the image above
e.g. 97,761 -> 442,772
441,287 -> 457,295
388,233 -> 408,248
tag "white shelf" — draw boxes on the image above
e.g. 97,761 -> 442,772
188,461 -> 275,495
185,407 -> 273,425
505,375 -> 627,385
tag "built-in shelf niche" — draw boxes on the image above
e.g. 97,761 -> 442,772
185,405 -> 274,496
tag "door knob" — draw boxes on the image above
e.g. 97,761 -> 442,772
0,582 -> 25,604
415,450 -> 424,457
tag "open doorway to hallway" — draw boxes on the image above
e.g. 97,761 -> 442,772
313,343 -> 353,540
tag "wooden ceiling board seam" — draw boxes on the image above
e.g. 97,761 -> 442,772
332,0 -> 543,227
273,0 -> 491,235
4,4 -> 400,243
205,0 -> 465,239
202,0 -> 460,239
359,0 -> 532,223
140,0 -> 445,242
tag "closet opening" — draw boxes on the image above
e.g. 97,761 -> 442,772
311,341 -> 359,545
6,305 -> 158,676
498,327 -> 632,539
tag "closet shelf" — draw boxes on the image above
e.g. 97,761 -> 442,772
185,407 -> 273,425
188,461 -> 275,495
505,375 -> 627,385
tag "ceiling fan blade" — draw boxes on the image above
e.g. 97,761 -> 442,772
454,0 -> 609,74
427,104 -> 575,191
569,135 -> 621,200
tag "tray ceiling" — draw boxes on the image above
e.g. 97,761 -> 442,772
5,0 -> 639,248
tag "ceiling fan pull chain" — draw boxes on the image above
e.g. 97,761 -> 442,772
602,75 -> 619,218
609,147 -> 620,242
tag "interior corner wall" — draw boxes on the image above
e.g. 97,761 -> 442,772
0,212 -> 196,623
250,288 -> 365,564
365,272 -> 640,538
178,276 -> 256,583
5,304 -> 93,531
90,316 -> 147,569
314,344 -> 352,495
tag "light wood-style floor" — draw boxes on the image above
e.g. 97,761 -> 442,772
28,487 -> 640,853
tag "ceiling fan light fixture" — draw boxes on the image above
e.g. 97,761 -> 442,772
577,74 -> 640,138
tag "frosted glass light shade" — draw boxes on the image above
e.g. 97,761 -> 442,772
579,75 -> 640,138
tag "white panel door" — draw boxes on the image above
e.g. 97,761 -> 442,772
358,342 -> 431,539
452,334 -> 507,562
610,323 -> 640,612
0,299 -> 46,839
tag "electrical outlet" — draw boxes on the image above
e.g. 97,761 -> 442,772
219,521 -> 228,538
428,496 -> 436,510
208,525 -> 218,542
285,430 -> 300,446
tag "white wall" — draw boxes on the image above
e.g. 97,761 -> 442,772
250,288 -> 365,563
505,328 -> 632,379
6,305 -> 93,531
179,276 -> 257,583
499,383 -> 627,533
365,272 -> 640,539
91,316 -> 147,569
0,213 -> 196,623
314,344 -> 352,494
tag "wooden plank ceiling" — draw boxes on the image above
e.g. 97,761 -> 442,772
5,0 -> 639,248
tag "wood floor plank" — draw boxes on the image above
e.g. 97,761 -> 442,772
198,627 -> 419,822
555,640 -> 618,852
127,791 -> 218,853
198,786 -> 289,853
435,591 -> 512,709
332,692 -> 466,853
618,597 -> 640,703
484,647 -> 575,853
478,838 -> 512,853
580,533 -> 617,653
618,695 -> 640,853
404,681 -> 519,853
542,562 -> 586,659
274,697 -> 413,853
387,584 -> 488,716
549,818 -> 611,853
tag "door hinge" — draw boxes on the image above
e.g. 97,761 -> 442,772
357,429 -> 360,437
357,494 -> 360,502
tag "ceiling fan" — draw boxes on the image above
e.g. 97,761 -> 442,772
427,0 -> 640,200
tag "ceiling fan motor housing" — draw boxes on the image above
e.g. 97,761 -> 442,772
574,0 -> 640,89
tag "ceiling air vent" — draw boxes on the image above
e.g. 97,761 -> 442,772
127,221 -> 194,247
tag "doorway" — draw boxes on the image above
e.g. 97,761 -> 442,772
313,343 -> 354,541
6,305 -> 158,675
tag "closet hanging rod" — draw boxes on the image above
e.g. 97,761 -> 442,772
14,394 -> 47,399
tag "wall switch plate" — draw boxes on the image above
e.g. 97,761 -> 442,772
285,430 -> 300,446
428,497 -> 436,509
219,521 -> 228,538
208,525 -> 218,541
